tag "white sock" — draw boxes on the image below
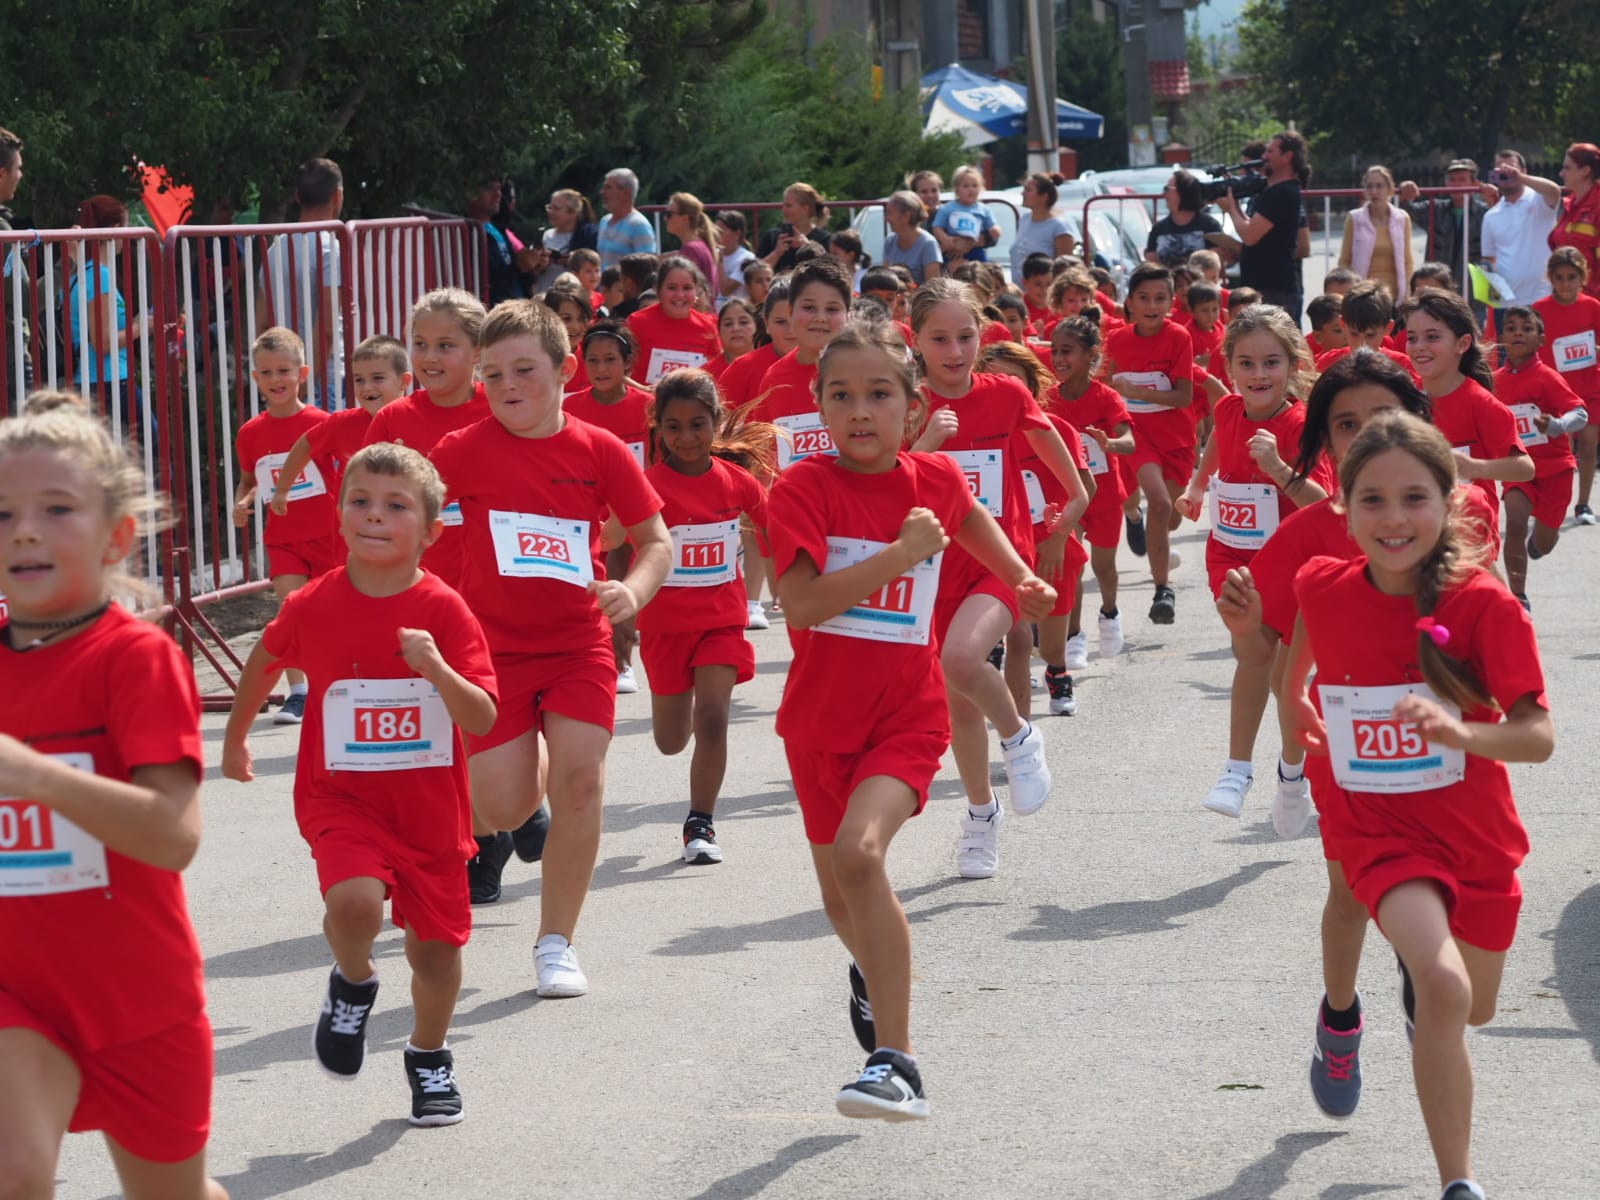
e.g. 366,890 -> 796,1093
1278,756 -> 1305,782
334,964 -> 376,987
1000,722 -> 1032,750
290,682 -> 309,697
406,1040 -> 448,1054
967,796 -> 999,820
1226,757 -> 1253,778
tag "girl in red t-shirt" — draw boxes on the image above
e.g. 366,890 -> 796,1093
1176,306 -> 1329,824
637,371 -> 772,865
768,322 -> 1052,1121
1281,412 -> 1552,1200
716,297 -> 761,365
1532,247 -> 1600,521
909,278 -> 1082,880
0,395 -> 225,1198
626,256 -> 724,387
545,287 -> 594,393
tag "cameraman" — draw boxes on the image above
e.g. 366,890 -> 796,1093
1216,131 -> 1310,323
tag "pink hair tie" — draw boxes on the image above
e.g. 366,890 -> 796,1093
1415,616 -> 1451,648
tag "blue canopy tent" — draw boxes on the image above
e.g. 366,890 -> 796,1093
921,63 -> 1104,148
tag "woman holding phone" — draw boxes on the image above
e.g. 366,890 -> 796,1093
757,182 -> 831,273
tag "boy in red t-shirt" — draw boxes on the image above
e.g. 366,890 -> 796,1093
270,334 -> 411,517
224,444 -> 497,1127
233,326 -> 341,724
1304,294 -> 1347,360
431,300 -> 672,997
1313,281 -> 1420,385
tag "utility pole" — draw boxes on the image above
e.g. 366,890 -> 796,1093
1023,0 -> 1058,175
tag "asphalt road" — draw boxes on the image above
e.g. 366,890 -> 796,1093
55,513 -> 1600,1200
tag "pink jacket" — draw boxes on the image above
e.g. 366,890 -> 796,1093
1343,204 -> 1414,301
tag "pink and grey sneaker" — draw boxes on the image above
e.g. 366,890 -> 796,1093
1308,995 -> 1363,1118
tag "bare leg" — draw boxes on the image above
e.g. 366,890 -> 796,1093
1003,618 -> 1033,719
0,1026 -> 79,1200
108,1140 -> 228,1200
405,929 -> 462,1051
468,730 -> 543,833
322,876 -> 385,983
1090,542 -> 1119,615
688,665 -> 738,814
1576,422 -> 1598,508
1138,463 -> 1175,586
536,713 -> 611,941
1321,861 -> 1369,1010
1502,488 -> 1532,596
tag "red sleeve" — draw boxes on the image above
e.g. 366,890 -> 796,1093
428,429 -> 466,505
1476,392 -> 1521,458
1461,577 -> 1548,714
434,587 -> 499,705
235,421 -> 259,474
768,464 -> 829,578
107,626 -> 203,779
1048,414 -> 1087,468
1013,380 -> 1051,432
1166,324 -> 1196,384
922,452 -> 979,533
1291,555 -> 1348,620
363,407 -> 394,446
259,584 -> 306,670
598,427 -> 664,527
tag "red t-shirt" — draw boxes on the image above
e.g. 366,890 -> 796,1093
1024,301 -> 1052,331
1531,294 -> 1600,400
1017,411 -> 1086,531
1049,379 -> 1131,510
260,571 -> 495,859
309,406 -> 374,466
1306,332 -> 1329,359
236,406 -> 337,546
980,320 -> 1013,345
1209,395 -> 1328,529
0,607 -> 205,1050
719,344 -> 781,411
1492,360 -> 1584,472
1315,345 -> 1422,386
1429,377 -> 1521,501
1293,556 -> 1542,876
639,457 -> 768,634
1103,321 -> 1196,452
364,384 -> 492,586
1189,321 -> 1230,391
753,351 -> 819,423
768,452 -> 974,752
430,415 -> 663,653
626,304 -> 724,385
564,385 -> 653,468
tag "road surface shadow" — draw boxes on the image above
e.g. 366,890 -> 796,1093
1187,1130 -> 1345,1200
686,1134 -> 859,1200
1011,859 -> 1291,941
204,1119 -> 407,1200
1552,882 -> 1600,1065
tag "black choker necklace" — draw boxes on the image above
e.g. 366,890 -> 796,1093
7,603 -> 110,648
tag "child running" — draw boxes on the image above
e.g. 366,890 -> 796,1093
1492,306 -> 1589,608
1281,410 -> 1553,1200
909,277 -> 1076,878
429,300 -> 671,995
233,327 -> 339,725
637,370 -> 771,863
1530,246 -> 1600,523
1176,305 -> 1329,822
626,255 -> 724,385
270,335 -> 412,517
1103,263 -> 1196,623
222,444 -> 497,1127
767,321 -> 1054,1121
0,393 -> 227,1198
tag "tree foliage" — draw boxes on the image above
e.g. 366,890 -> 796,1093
1236,0 -> 1600,167
1055,10 -> 1126,173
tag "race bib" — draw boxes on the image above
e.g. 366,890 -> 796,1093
1319,683 -> 1465,794
1208,479 -> 1280,550
948,210 -> 983,240
1021,469 -> 1048,526
944,448 -> 1005,517
488,510 -> 594,587
1553,329 -> 1597,373
1113,371 -> 1172,415
255,453 -> 326,502
645,347 -> 707,385
815,537 -> 940,646
1509,402 -> 1548,448
668,520 -> 740,588
439,501 -> 463,527
774,412 -> 836,471
1081,431 -> 1110,476
626,440 -> 646,468
0,753 -> 108,897
322,679 -> 454,773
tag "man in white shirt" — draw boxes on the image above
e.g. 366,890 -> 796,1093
259,157 -> 345,406
1480,150 -> 1561,304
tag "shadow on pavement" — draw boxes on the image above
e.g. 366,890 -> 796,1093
206,1119 -> 408,1200
1552,882 -> 1600,1065
1187,1130 -> 1345,1200
1010,859 -> 1291,942
206,928 -> 409,980
686,1133 -> 859,1200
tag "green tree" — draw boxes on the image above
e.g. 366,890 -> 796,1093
1055,9 -> 1126,173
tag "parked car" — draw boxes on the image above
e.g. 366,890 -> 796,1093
1081,166 -> 1243,254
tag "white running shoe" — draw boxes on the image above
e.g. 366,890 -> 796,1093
1202,766 -> 1253,818
1098,610 -> 1125,657
1001,723 -> 1052,815
1272,771 -> 1313,839
1167,548 -> 1183,570
534,935 -> 589,998
1063,632 -> 1089,670
746,601 -> 770,630
616,666 -> 639,694
956,801 -> 1003,878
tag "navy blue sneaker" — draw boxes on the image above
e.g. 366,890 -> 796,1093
847,961 -> 875,1054
1308,996 -> 1363,1117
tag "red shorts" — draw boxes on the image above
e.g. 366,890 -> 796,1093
1504,469 -> 1575,532
1205,536 -> 1256,601
1031,527 -> 1089,616
267,534 -> 343,580
0,996 -> 212,1163
933,570 -> 1020,645
1080,493 -> 1123,550
1125,441 -> 1196,489
1346,855 -> 1522,954
784,730 -> 948,844
1304,754 -> 1341,863
311,814 -> 472,947
639,625 -> 755,695
470,633 -> 616,753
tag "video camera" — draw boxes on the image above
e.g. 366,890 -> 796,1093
1197,160 -> 1269,204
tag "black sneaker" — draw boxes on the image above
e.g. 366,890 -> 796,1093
313,967 -> 378,1079
682,815 -> 724,865
1045,666 -> 1077,716
1440,1182 -> 1486,1200
1526,532 -> 1546,561
274,692 -> 307,725
835,1049 -> 930,1121
986,641 -> 1005,671
847,961 -> 875,1054
1576,502 -> 1597,526
1125,512 -> 1147,556
511,805 -> 550,863
404,1046 -> 465,1126
467,832 -> 514,905
1149,584 -> 1176,625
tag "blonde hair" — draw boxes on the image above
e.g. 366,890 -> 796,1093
976,341 -> 1058,400
0,395 -> 167,598
952,164 -> 984,189
669,192 -> 718,255
1222,304 -> 1316,399
409,287 -> 488,345
252,326 -> 305,368
351,335 -> 409,376
909,276 -> 983,333
1187,249 -> 1222,275
1364,165 -> 1396,190
479,297 -> 570,362
1048,269 -> 1097,311
340,442 -> 445,524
